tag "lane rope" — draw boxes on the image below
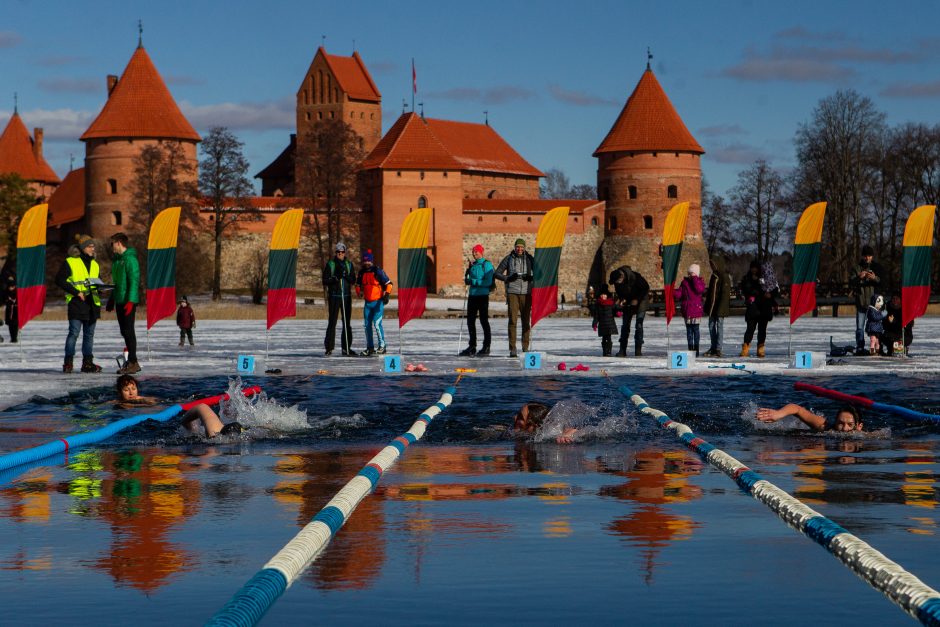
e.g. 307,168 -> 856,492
795,381 -> 940,424
619,384 -> 940,626
0,386 -> 262,473
207,384 -> 459,627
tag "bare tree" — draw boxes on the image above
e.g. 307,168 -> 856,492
295,119 -> 364,270
199,127 -> 257,300
728,160 -> 790,261
0,173 -> 36,255
569,183 -> 597,200
539,168 -> 571,199
245,246 -> 268,305
701,177 -> 733,254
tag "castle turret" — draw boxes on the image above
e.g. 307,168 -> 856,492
80,44 -> 200,239
595,66 -> 706,280
0,110 -> 60,200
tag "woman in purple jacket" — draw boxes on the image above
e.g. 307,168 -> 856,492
675,264 -> 706,355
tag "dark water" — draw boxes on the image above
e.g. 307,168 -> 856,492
1,374 -> 938,625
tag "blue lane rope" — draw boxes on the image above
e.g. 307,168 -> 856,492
619,385 -> 940,626
207,385 -> 458,627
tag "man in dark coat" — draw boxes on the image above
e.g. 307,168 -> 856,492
0,257 -> 17,342
609,265 -> 649,356
702,254 -> 731,357
850,245 -> 883,353
322,242 -> 355,356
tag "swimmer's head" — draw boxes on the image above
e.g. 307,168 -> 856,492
835,405 -> 863,432
513,403 -> 550,433
220,422 -> 247,436
116,374 -> 140,401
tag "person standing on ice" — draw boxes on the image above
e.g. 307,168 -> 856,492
108,232 -> 141,375
674,263 -> 706,356
355,249 -> 392,356
494,238 -> 534,358
702,254 -> 730,357
461,244 -> 494,357
850,245 -> 883,354
609,265 -> 649,357
322,242 -> 355,356
55,236 -> 103,373
739,259 -> 777,358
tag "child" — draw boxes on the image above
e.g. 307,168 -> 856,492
675,263 -> 706,355
176,296 -> 196,347
865,294 -> 887,355
757,403 -> 864,432
115,374 -> 244,436
592,286 -> 618,356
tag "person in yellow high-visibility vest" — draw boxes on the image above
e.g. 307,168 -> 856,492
54,236 -> 103,373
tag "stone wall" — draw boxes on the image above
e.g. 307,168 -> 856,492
601,234 -> 709,292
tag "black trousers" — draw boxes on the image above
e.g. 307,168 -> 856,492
116,303 -> 138,362
4,303 -> 17,342
743,319 -> 768,345
325,295 -> 353,352
466,295 -> 491,349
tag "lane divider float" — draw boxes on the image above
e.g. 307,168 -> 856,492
795,381 -> 940,424
207,384 -> 459,627
619,384 -> 940,625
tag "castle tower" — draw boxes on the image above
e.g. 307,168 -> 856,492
595,65 -> 706,281
80,44 -> 200,240
0,110 -> 60,201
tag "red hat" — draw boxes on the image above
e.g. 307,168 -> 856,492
472,244 -> 484,255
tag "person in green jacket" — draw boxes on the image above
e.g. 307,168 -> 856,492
108,232 -> 141,374
702,254 -> 731,357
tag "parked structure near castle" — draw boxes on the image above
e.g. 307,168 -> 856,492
2,41 -> 707,301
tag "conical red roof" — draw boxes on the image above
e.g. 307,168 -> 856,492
594,69 -> 703,156
81,46 -> 200,142
0,112 -> 60,183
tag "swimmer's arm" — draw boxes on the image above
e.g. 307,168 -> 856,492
115,396 -> 159,408
555,427 -> 578,444
756,404 -> 825,431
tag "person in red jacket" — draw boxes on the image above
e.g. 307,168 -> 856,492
176,296 -> 196,347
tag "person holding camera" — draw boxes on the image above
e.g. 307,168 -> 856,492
851,245 -> 883,354
494,238 -> 534,358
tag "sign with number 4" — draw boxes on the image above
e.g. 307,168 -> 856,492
236,355 -> 255,374
522,352 -> 542,369
384,355 -> 402,373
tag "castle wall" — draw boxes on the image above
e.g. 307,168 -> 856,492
460,172 -> 539,200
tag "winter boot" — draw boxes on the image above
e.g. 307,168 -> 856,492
80,356 -> 102,373
635,344 -> 643,357
63,356 -> 74,373
460,346 -> 476,357
376,345 -> 387,354
476,345 -> 490,357
756,344 -> 766,358
117,360 -> 141,375
616,345 -> 627,357
740,343 -> 750,357
602,338 -> 612,357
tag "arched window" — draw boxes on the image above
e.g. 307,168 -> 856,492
608,216 -> 618,230
591,217 -> 599,226
643,215 -> 653,230
418,196 -> 428,208
111,211 -> 122,226
502,216 -> 508,222
667,185 -> 678,199
488,189 -> 497,198
628,185 -> 637,200
107,179 -> 117,194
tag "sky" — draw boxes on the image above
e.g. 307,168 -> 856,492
2,0 -> 940,198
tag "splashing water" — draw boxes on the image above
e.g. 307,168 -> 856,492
534,399 -> 637,443
217,378 -> 309,432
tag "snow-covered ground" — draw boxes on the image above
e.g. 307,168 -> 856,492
1,315 -> 937,410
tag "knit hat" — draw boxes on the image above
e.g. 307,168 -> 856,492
514,238 -> 526,248
861,244 -> 874,257
335,242 -> 347,252
77,234 -> 95,250
472,244 -> 484,255
362,249 -> 374,263
689,263 -> 700,277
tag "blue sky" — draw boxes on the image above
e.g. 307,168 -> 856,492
2,0 -> 939,197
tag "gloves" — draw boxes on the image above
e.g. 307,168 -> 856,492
123,302 -> 134,316
105,297 -> 115,312
382,293 -> 390,305
508,272 -> 520,282
523,273 -> 533,282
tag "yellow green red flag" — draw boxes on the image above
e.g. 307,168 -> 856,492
146,206 -> 181,329
267,208 -> 304,329
661,201 -> 689,324
16,203 -> 48,328
789,202 -> 827,324
397,207 -> 431,328
902,204 -> 936,327
531,205 -> 569,327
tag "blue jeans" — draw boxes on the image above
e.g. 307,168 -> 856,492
708,317 -> 724,352
685,322 -> 700,351
855,310 -> 867,350
363,300 -> 386,350
65,318 -> 96,358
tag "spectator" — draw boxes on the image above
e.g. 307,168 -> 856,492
322,242 -> 355,356
0,257 -> 16,343
591,285 -> 618,356
739,259 -> 778,358
609,266 -> 649,357
108,232 -> 141,375
865,294 -> 887,356
55,236 -> 103,373
176,296 -> 196,347
850,245 -> 883,353
461,244 -> 494,357
882,293 -> 913,357
355,249 -> 393,356
702,254 -> 731,357
675,263 -> 706,356
494,238 -> 534,357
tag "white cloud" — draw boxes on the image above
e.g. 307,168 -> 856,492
179,98 -> 294,131
0,108 -> 96,139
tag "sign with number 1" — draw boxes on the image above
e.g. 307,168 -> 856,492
523,352 -> 542,369
794,351 -> 813,369
384,355 -> 402,373
236,355 -> 255,374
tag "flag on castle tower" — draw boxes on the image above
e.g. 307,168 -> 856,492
397,206 -> 431,328
146,206 -> 181,330
789,202 -> 827,324
266,208 -> 304,330
902,204 -> 936,327
412,58 -> 417,94
531,205 -> 570,328
15,203 -> 48,329
661,201 -> 690,325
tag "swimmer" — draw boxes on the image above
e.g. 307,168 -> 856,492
513,402 -> 578,444
756,403 -> 863,432
115,375 -> 246,437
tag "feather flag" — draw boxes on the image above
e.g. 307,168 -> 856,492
661,201 -> 690,325
15,203 -> 48,329
789,202 -> 827,324
146,206 -> 181,330
267,208 -> 304,330
902,204 -> 936,327
531,205 -> 570,328
397,207 -> 431,328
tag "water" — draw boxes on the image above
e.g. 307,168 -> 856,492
1,373 -> 938,625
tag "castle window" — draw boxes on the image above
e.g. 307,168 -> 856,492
503,217 -> 508,222
111,211 -> 122,226
420,171 -> 425,180
107,179 -> 117,195
574,217 -> 578,223
306,112 -> 311,121
359,137 -> 364,150
335,88 -> 339,102
397,171 -> 402,177
418,196 -> 428,208
667,185 -> 678,199
675,152 -> 679,157
527,216 -> 532,222
591,217 -> 599,226
318,111 -> 323,120
628,185 -> 637,200
488,189 -> 497,198
304,90 -> 309,105
653,152 -> 658,157
608,216 -> 618,230
350,111 -> 354,119
478,216 -> 483,222
319,70 -> 324,102
329,111 -> 334,119
370,113 -> 374,120
360,112 -> 364,119
443,171 -> 448,178
644,215 -> 653,229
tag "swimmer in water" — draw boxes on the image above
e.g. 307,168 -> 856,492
115,375 -> 246,437
513,402 -> 579,443
756,403 -> 863,432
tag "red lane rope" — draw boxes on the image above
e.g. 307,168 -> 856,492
794,382 -> 875,408
180,386 -> 262,411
